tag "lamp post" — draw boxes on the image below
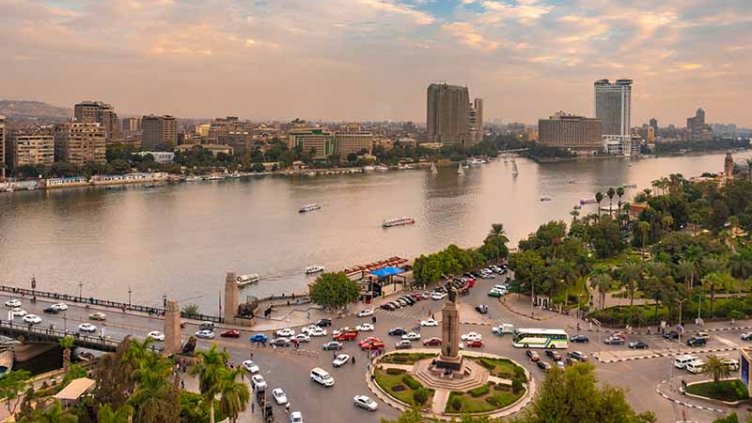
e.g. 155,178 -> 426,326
31,275 -> 36,297
78,282 -> 83,301
128,287 -> 132,306
676,298 -> 687,353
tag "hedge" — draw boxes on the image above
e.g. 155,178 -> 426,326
386,368 -> 405,376
402,375 -> 421,390
468,385 -> 490,398
589,296 -> 752,326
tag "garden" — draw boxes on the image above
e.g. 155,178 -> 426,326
686,379 -> 749,403
373,367 -> 435,407
445,381 -> 524,414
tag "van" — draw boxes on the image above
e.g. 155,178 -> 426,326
673,354 -> 698,369
722,358 -> 740,371
310,367 -> 335,387
686,359 -> 706,374
199,321 -> 215,331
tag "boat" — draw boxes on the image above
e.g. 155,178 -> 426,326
236,274 -> 260,287
375,165 -> 389,171
430,162 -> 438,174
457,165 -> 465,176
622,184 -> 637,189
185,176 -> 204,182
466,158 -> 485,167
0,349 -> 12,377
512,160 -> 519,176
298,203 -> 322,213
206,175 -> 226,181
305,265 -> 325,275
580,198 -> 598,205
363,165 -> 375,172
382,217 -> 416,228
540,197 -> 552,202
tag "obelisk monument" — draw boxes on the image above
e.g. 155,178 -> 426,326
436,285 -> 463,370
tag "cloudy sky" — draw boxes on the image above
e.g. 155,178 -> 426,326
1,0 -> 750,126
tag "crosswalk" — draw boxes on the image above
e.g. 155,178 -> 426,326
375,307 -> 437,323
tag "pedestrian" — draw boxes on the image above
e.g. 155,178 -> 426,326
252,402 -> 255,414
307,311 -> 311,320
333,351 -> 336,359
286,403 -> 290,414
250,350 -> 254,359
181,379 -> 185,389
352,356 -> 355,365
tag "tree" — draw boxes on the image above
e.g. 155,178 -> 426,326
676,260 -> 697,291
729,249 -> 752,280
595,192 -> 604,220
190,345 -> 230,423
217,368 -> 250,423
607,187 -> 615,217
60,335 -> 75,372
619,262 -> 643,310
0,369 -> 31,417
590,273 -> 613,310
182,304 -> 201,318
637,221 -> 651,251
98,404 -> 134,423
701,272 -> 733,317
309,272 -> 360,310
616,186 -> 625,217
379,409 -> 425,423
29,400 -> 78,422
704,355 -> 732,385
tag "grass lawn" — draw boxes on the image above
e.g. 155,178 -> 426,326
686,379 -> 749,402
374,368 -> 434,407
380,352 -> 437,365
471,357 -> 524,379
445,383 -> 524,413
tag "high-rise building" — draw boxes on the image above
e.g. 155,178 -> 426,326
74,101 -> 120,143
122,117 -> 141,133
141,115 -> 178,150
594,79 -> 632,136
54,122 -> 106,166
10,130 -> 55,169
426,83 -> 472,147
687,108 -> 714,142
649,118 -> 658,133
0,115 -> 5,179
288,128 -> 334,161
469,98 -> 484,143
334,131 -> 374,160
538,112 -> 602,154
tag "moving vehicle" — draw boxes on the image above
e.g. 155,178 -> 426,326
686,337 -> 707,347
461,332 -> 483,342
308,327 -> 327,337
272,388 -> 288,405
147,331 -> 165,341
464,340 -> 484,348
388,327 -> 407,336
604,336 -> 624,345
23,314 -> 41,324
382,217 -> 416,228
569,334 -> 589,343
396,340 -> 412,349
332,354 -> 350,367
333,330 -> 358,342
270,338 -> 291,347
487,289 -> 504,298
741,332 -> 752,341
537,361 -> 552,371
353,395 -> 378,411
290,411 -> 303,423
43,306 -> 60,314
79,323 -> 97,333
299,203 -> 322,213
475,305 -> 489,314
357,309 -> 374,318
199,322 -> 215,331
221,329 -> 240,338
88,312 -> 107,321
628,341 -> 649,349
293,333 -> 311,343
250,333 -> 269,343
236,274 -> 260,287
4,299 -> 21,308
315,318 -> 332,327
492,323 -> 515,336
11,308 -> 26,317
305,265 -> 325,275
356,323 -> 375,332
251,374 -> 267,392
686,359 -> 706,374
195,330 -> 215,339
322,341 -> 343,351
431,292 -> 447,301
544,350 -> 562,361
420,319 -> 439,327
513,328 -> 570,349
423,337 -> 442,347
242,360 -> 260,373
526,350 -> 541,362
51,303 -> 68,311
567,351 -> 587,362
310,367 -> 335,387
723,358 -> 740,371
359,337 -> 385,351
276,328 -> 295,337
674,354 -> 699,369
402,332 -> 421,341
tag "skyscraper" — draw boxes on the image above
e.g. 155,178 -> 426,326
10,130 -> 55,168
469,98 -> 484,143
427,83 -> 472,147
141,115 -> 178,150
594,79 -> 632,136
74,101 -> 120,143
649,118 -> 658,133
687,108 -> 714,142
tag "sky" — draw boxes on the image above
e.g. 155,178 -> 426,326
1,0 -> 751,126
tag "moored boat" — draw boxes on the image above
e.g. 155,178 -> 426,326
236,274 -> 260,287
298,203 -> 322,213
305,265 -> 325,275
382,217 -> 415,228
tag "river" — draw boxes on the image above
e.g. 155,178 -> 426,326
0,151 -> 748,312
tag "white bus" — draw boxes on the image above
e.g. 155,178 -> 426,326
512,328 -> 569,349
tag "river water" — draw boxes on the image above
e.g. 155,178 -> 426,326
1,151 -> 748,312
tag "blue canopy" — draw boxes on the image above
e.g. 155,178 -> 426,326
369,266 -> 405,279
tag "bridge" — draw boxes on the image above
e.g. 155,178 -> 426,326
0,320 -> 119,352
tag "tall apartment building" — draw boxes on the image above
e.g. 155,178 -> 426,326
538,112 -> 603,154
74,101 -> 120,143
141,115 -> 177,150
122,117 -> 141,133
288,128 -> 334,161
649,118 -> 658,133
427,83 -> 472,147
334,131 -> 374,159
594,79 -> 632,136
469,98 -> 484,143
687,108 -> 714,142
0,115 -> 5,179
9,130 -> 55,169
208,117 -> 252,153
54,122 -> 106,166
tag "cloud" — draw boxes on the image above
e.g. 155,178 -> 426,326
359,0 -> 435,25
443,22 -> 500,51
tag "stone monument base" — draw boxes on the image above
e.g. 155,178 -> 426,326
413,356 -> 489,392
435,355 -> 464,371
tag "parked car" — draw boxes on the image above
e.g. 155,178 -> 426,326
604,336 -> 624,345
333,331 -> 358,342
308,327 -> 327,337
4,299 -> 21,308
293,333 -> 311,343
270,338 -> 291,347
359,337 -> 385,351
460,332 -> 482,342
290,411 -> 303,423
570,335 -> 589,343
147,330 -> 165,341
276,328 -> 295,337
544,350 -> 562,361
423,337 -> 442,347
220,329 -> 241,338
464,340 -> 484,348
357,309 -> 374,317
401,332 -> 421,341
420,319 -> 439,327
195,330 -> 215,339
432,292 -> 447,301
475,305 -> 489,314
628,341 -> 649,349
567,351 -> 588,362
43,306 -> 60,314
322,341 -> 343,351
537,361 -> 552,371
242,360 -> 260,373
353,395 -> 378,411
395,340 -> 412,350
741,332 -> 752,341
251,375 -> 267,392
526,350 -> 540,362
356,323 -> 375,332
272,388 -> 288,405
663,331 -> 680,340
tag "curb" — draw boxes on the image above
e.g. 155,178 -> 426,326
595,346 -> 738,364
655,380 -> 725,414
460,321 -> 493,327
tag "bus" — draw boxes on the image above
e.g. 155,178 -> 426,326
512,328 -> 569,349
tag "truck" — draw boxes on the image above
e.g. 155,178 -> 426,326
492,323 -> 515,336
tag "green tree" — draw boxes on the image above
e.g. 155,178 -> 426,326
29,400 -> 78,422
607,187 -> 615,216
590,273 -> 613,310
704,355 -> 732,384
182,304 -> 201,318
0,369 -> 31,417
595,192 -> 604,220
619,262 -> 643,310
60,335 -> 75,372
217,368 -> 250,423
616,186 -> 625,218
701,272 -> 733,317
98,404 -> 134,423
309,272 -> 360,310
729,249 -> 752,280
190,345 -> 230,423
379,409 -> 425,423
676,260 -> 697,291
637,221 -> 651,251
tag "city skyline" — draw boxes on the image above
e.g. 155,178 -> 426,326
1,1 -> 751,126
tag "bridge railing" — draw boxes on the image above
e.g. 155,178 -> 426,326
0,320 -> 120,351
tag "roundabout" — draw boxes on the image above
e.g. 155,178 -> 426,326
366,285 -> 535,420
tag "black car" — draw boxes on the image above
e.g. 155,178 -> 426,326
380,304 -> 394,311
321,341 -> 343,351
628,341 -> 649,349
544,350 -> 562,361
43,306 -> 60,314
475,305 -> 489,314
402,297 -> 415,306
315,319 -> 332,327
388,327 -> 407,336
570,335 -> 589,343
537,361 -> 552,371
663,331 -> 679,340
567,351 -> 587,361
687,337 -> 707,347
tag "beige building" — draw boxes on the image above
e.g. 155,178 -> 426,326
121,117 -> 141,133
0,115 -> 5,179
288,128 -> 334,161
141,115 -> 177,150
74,101 -> 120,144
539,112 -> 603,154
334,131 -> 374,159
427,83 -> 473,147
10,131 -> 55,168
54,122 -> 106,166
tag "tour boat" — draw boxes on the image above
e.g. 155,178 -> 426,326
580,199 -> 598,205
430,162 -> 438,174
382,217 -> 416,228
305,265 -> 325,275
298,203 -> 322,213
466,158 -> 486,166
457,165 -> 465,176
236,274 -> 260,287
363,165 -> 375,171
540,196 -> 552,202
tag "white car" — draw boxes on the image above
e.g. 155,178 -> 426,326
333,354 -> 350,367
402,332 -> 421,341
308,327 -> 327,337
741,332 -> 752,341
276,328 -> 295,337
78,323 -> 97,333
290,411 -> 303,423
293,333 -> 311,343
357,309 -> 374,318
4,299 -> 21,308
11,308 -> 27,317
356,323 -> 375,332
353,394 -> 378,411
195,330 -> 215,339
461,332 -> 482,342
147,331 -> 165,341
420,319 -> 439,327
272,388 -> 288,405
51,303 -> 68,311
242,360 -> 260,373
251,374 -> 267,392
301,325 -> 319,335
431,292 -> 447,301
23,314 -> 41,324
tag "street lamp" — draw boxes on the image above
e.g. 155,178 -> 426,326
78,282 -> 83,301
128,287 -> 132,306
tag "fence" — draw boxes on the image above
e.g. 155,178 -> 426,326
0,320 -> 119,352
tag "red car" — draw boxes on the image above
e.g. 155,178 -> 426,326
359,337 -> 385,351
334,331 -> 358,341
423,337 -> 442,347
464,340 -> 484,348
220,329 -> 240,338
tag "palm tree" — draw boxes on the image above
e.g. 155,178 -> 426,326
590,273 -> 613,310
98,404 -> 133,423
488,223 -> 506,238
746,158 -> 752,182
59,335 -> 75,372
130,353 -> 178,423
676,260 -> 697,291
218,368 -> 250,423
619,262 -> 643,309
729,249 -> 752,280
595,191 -> 604,220
661,214 -> 674,232
569,207 -> 580,225
606,187 -> 615,217
616,187 -> 625,222
637,221 -> 651,251
32,401 -> 78,423
190,345 -> 230,423
704,355 -> 731,385
701,272 -> 728,318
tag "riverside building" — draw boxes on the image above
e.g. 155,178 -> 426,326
54,122 -> 106,166
288,128 -> 334,161
595,79 -> 633,156
74,101 -> 120,144
538,112 -> 603,155
427,83 -> 473,148
141,115 -> 177,150
10,130 -> 55,168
